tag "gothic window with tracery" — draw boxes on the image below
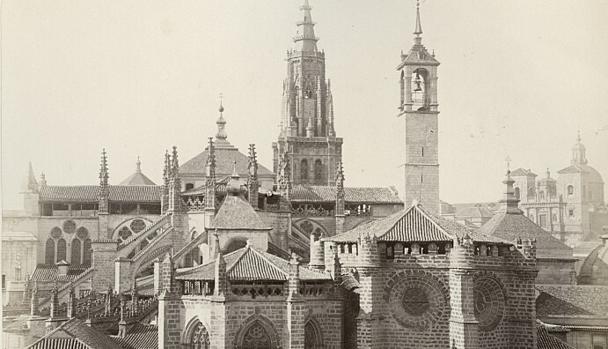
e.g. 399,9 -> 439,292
301,159 -> 309,180
71,239 -> 81,266
45,238 -> 55,265
314,159 -> 323,183
83,239 -> 92,265
242,323 -> 271,349
56,238 -> 67,262
305,320 -> 322,349
187,322 -> 210,349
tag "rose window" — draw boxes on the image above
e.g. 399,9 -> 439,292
386,271 -> 448,331
474,275 -> 506,331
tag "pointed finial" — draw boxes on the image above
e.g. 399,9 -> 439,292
136,156 -> 142,173
232,160 -> 238,178
505,155 -> 512,172
216,97 -> 228,141
40,172 -> 47,187
414,0 -> 423,38
26,161 -> 38,192
546,168 -> 551,178
577,130 -> 582,143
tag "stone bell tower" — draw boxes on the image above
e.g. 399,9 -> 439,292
272,0 -> 343,187
397,0 -> 440,213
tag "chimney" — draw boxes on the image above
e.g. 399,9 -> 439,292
57,260 -> 69,276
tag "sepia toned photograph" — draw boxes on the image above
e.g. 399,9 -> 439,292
1,0 -> 607,348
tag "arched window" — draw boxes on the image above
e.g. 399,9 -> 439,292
301,159 -> 309,181
314,159 -> 323,183
45,239 -> 55,265
305,320 -> 323,349
187,322 -> 210,349
71,239 -> 81,266
242,322 -> 271,349
411,68 -> 429,111
567,185 -> 574,196
83,239 -> 92,266
56,238 -> 67,262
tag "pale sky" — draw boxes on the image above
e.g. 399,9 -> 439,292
2,0 -> 608,210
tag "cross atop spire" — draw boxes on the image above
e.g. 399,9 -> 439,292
294,0 -> 319,52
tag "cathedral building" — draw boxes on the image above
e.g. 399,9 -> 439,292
2,1 -> 585,349
511,133 -> 607,247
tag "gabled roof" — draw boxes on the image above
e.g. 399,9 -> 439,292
179,146 -> 273,178
27,318 -> 120,349
478,212 -> 573,259
39,185 -> 162,203
291,185 -> 402,204
31,264 -> 89,283
212,195 -> 270,230
176,245 -> 331,282
327,203 -> 505,244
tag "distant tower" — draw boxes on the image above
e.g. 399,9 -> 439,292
397,1 -> 440,213
272,0 -> 342,187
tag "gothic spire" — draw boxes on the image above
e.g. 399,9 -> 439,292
206,137 -> 216,178
294,0 -> 319,52
26,162 -> 38,192
171,146 -> 179,176
414,0 -> 423,38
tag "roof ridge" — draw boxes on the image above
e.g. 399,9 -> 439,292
246,247 -> 290,278
409,204 -> 455,241
226,247 -> 251,273
377,205 -> 415,239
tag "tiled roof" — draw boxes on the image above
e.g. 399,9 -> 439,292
537,321 -> 575,349
119,172 -> 157,186
327,203 -> 505,244
112,324 -> 158,349
31,264 -> 88,283
536,285 -> 608,318
176,245 -> 331,282
179,146 -> 273,177
478,212 -> 573,259
39,185 -> 162,202
510,168 -> 537,177
291,185 -> 402,204
27,318 -> 119,349
212,195 -> 270,230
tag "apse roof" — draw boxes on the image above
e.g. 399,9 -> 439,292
176,244 -> 331,282
39,185 -> 162,203
326,203 -> 505,244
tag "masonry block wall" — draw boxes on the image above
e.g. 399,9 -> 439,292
339,240 -> 538,349
91,241 -> 119,290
